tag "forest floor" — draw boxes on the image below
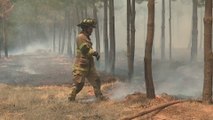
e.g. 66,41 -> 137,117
0,50 -> 212,120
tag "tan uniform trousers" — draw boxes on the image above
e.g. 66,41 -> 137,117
69,67 -> 102,100
72,67 -> 99,85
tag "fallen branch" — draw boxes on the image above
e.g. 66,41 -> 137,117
120,100 -> 186,120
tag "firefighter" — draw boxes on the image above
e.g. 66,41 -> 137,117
68,18 -> 108,101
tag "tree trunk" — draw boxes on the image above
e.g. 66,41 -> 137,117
2,18 -> 8,57
67,12 -> 72,56
93,3 -> 100,66
76,6 -> 81,32
61,11 -> 67,54
144,0 -> 156,99
0,20 -> 2,58
109,0 -> 115,74
169,0 -> 172,60
161,0 -> 165,60
0,35 -> 1,58
53,17 -> 56,52
103,0 -> 109,71
200,7 -> 203,50
72,27 -> 77,57
191,0 -> 198,61
202,0 -> 212,104
61,24 -> 66,54
127,0 -> 132,79
130,0 -> 136,80
58,24 -> 62,53
85,4 -> 88,18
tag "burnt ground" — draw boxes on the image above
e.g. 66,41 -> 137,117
0,52 -> 72,86
0,51 -> 213,120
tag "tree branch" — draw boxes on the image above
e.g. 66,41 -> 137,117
120,100 -> 186,120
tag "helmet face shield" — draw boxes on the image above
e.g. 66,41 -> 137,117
77,18 -> 97,28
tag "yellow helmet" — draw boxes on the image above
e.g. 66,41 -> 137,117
77,18 -> 97,28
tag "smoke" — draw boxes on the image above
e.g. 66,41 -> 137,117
109,61 -> 204,100
109,81 -> 145,100
153,61 -> 203,98
9,41 -> 51,55
16,59 -> 38,75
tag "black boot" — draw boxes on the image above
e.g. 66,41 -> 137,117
68,82 -> 84,102
68,88 -> 77,101
94,89 -> 109,101
93,79 -> 109,101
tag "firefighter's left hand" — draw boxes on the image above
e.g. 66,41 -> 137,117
93,51 -> 100,61
96,54 -> 100,61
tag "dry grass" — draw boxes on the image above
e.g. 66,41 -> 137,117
0,83 -> 126,120
0,83 -> 213,120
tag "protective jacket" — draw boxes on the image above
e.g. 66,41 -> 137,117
73,31 -> 96,75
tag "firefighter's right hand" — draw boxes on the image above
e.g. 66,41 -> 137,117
93,51 -> 100,61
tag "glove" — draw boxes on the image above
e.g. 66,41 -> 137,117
93,51 -> 100,61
